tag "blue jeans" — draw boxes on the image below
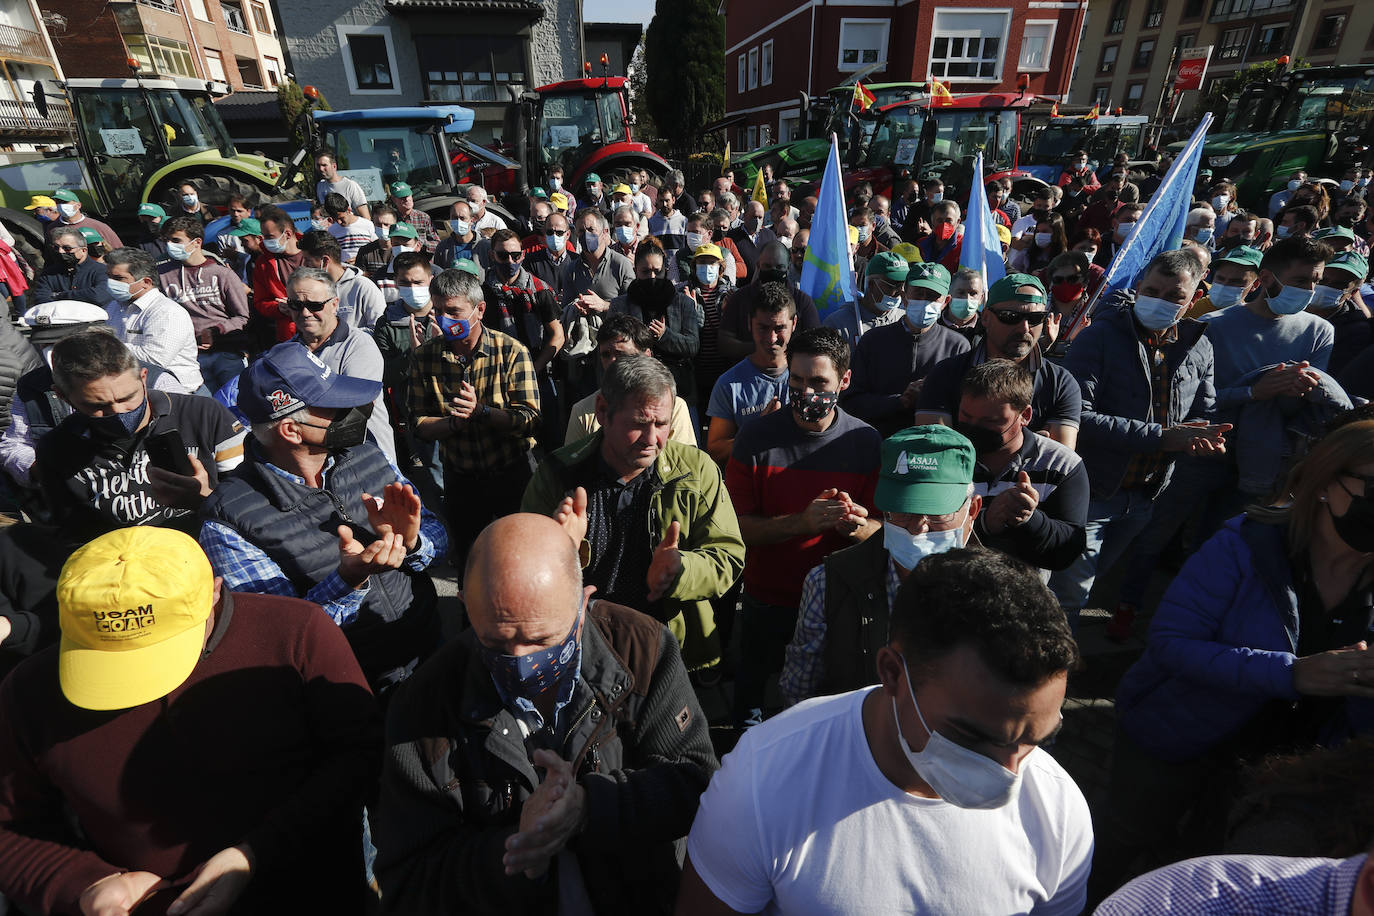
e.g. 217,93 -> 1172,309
1048,488 -> 1156,630
198,350 -> 247,394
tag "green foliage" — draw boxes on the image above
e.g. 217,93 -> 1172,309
645,0 -> 724,154
1197,58 -> 1307,124
278,79 -> 330,150
687,151 -> 722,190
628,37 -> 658,144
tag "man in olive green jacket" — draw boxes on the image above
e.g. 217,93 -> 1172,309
522,355 -> 744,670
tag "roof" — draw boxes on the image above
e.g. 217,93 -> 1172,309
313,105 -> 476,133
536,76 -> 627,93
385,0 -> 542,12
213,90 -> 281,121
876,92 -> 1037,114
65,77 -> 230,95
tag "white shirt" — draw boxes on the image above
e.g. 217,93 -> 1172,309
316,177 -> 367,211
106,288 -> 203,392
472,209 -> 507,233
630,190 -> 652,216
687,688 -> 1094,916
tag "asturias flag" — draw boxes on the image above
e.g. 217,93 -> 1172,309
800,135 -> 858,322
960,152 -> 1006,290
853,81 -> 876,112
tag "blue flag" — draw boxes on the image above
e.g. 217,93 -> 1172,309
801,135 -> 857,321
960,152 -> 1006,288
1063,113 -> 1214,339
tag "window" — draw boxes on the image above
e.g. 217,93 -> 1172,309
1211,0 -> 1296,20
236,56 -> 262,88
1124,82 -> 1145,113
187,0 -> 210,22
1174,32 -> 1197,53
738,126 -> 748,150
416,35 -> 525,102
1019,21 -> 1056,72
838,19 -> 889,71
125,35 -> 199,78
1254,24 -> 1286,55
747,46 -> 758,90
1142,0 -> 1164,29
930,10 -> 1009,82
1098,44 -> 1118,73
761,40 -> 773,86
1092,85 -> 1110,107
203,48 -> 225,81
250,1 -> 270,33
337,25 -> 400,95
1312,13 -> 1346,50
1183,0 -> 1204,19
263,56 -> 280,87
738,54 -> 746,92
746,125 -> 757,149
1217,26 -> 1250,60
1133,38 -> 1155,70
779,111 -> 798,142
222,1 -> 249,34
1108,0 -> 1127,33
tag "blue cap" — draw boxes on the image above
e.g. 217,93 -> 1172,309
237,342 -> 380,423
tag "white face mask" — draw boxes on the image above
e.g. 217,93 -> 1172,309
686,231 -> 704,250
263,235 -> 286,254
378,224 -> 392,239
883,520 -> 963,570
182,194 -> 198,208
397,285 -> 431,312
613,225 -> 635,245
58,203 -> 79,220
550,177 -> 562,191
453,219 -> 472,237
1211,194 -> 1230,211
1034,232 -> 1052,248
778,235 -> 792,249
891,653 -> 1021,809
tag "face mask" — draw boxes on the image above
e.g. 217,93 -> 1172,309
1312,283 -> 1348,310
906,296 -> 942,329
956,420 -> 1009,455
759,267 -> 789,284
502,258 -> 521,278
1193,227 -> 1214,244
891,654 -> 1020,809
878,292 -> 903,312
1340,180 -> 1355,192
58,252 -> 79,268
686,231 -> 704,250
1276,224 -> 1294,240
929,193 -> 944,204
1331,488 -> 1374,553
106,278 -> 133,302
1051,282 -> 1083,303
88,391 -> 148,441
613,225 -> 635,245
1212,194 -> 1230,211
437,314 -> 472,341
453,219 -> 472,237
1115,222 -> 1138,242
479,605 -> 584,706
696,263 -> 719,286
857,226 -> 871,244
378,225 -> 392,240
397,285 -> 431,312
583,230 -> 601,254
628,277 -> 675,306
630,183 -> 640,194
263,235 -> 287,254
1133,294 -> 1183,331
789,387 -> 839,423
1034,232 -> 1052,248
935,223 -> 955,243
550,177 -> 562,191
166,241 -> 190,261
58,203 -> 79,220
321,404 -> 372,450
778,236 -> 792,249
948,296 -> 978,320
182,194 -> 198,208
37,211 -> 52,224
1266,280 -> 1315,315
1205,282 -> 1245,309
1288,179 -> 1302,192
882,520 -> 964,571
312,219 -> 331,232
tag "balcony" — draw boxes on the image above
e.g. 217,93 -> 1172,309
136,0 -> 178,12
0,23 -> 49,61
0,97 -> 74,136
222,4 -> 251,34
1209,0 -> 1294,24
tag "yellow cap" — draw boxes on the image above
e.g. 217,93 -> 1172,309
549,192 -> 570,211
57,528 -> 214,710
996,224 -> 1012,245
692,242 -> 724,261
612,183 -> 632,196
23,195 -> 56,210
891,242 -> 923,263
847,225 -> 860,245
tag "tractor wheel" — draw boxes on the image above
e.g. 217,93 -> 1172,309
153,174 -> 268,210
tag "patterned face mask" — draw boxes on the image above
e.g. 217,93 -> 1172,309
477,603 -> 585,705
789,387 -> 839,423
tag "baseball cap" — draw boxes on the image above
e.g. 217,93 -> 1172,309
866,250 -> 909,282
906,261 -> 952,296
224,217 -> 263,237
987,272 -> 1047,308
1325,250 -> 1369,282
996,224 -> 1012,246
847,225 -> 860,245
890,242 -> 923,264
237,341 -> 381,424
389,181 -> 413,198
874,426 -> 976,516
530,187 -> 549,200
78,227 -> 103,246
53,189 -> 80,203
451,257 -> 480,277
21,300 -> 109,327
692,242 -> 723,261
550,192 -> 570,211
137,203 -> 166,219
389,221 -> 419,240
585,172 -> 602,185
612,183 -> 632,196
1314,226 -> 1357,243
57,528 -> 214,710
23,194 -> 56,210
1215,246 -> 1262,271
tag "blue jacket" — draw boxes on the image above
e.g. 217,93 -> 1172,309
1062,292 -> 1216,501
1230,363 -> 1351,497
1116,514 -> 1374,763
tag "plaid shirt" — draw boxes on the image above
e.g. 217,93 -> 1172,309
1119,322 -> 1178,490
406,326 -> 540,474
398,207 -> 440,254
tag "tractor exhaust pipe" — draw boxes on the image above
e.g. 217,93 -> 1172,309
509,84 -> 528,193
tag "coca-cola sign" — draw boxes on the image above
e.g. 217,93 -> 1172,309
1174,47 -> 1212,92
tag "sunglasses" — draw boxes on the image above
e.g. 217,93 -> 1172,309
1050,275 -> 1080,284
547,230 -> 568,238
989,308 -> 1048,326
285,298 -> 333,313
493,249 -> 524,263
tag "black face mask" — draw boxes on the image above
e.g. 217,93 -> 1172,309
954,421 -> 1006,455
1331,482 -> 1374,553
322,404 -> 373,450
758,267 -> 789,285
627,277 -> 675,309
87,390 -> 148,442
58,252 -> 79,268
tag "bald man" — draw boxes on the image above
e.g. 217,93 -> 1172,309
373,514 -> 717,915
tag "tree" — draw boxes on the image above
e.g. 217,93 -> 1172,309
628,36 -> 658,145
645,0 -> 724,156
278,79 -> 331,151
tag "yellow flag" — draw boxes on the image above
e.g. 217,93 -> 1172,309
723,142 -> 731,169
752,168 -> 768,206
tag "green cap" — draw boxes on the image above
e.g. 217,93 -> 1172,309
987,272 -> 1047,308
223,217 -> 263,237
52,189 -> 80,203
1313,226 -> 1357,243
530,187 -> 549,199
1215,245 -> 1263,271
584,172 -> 601,184
450,257 -> 480,277
874,426 -> 976,515
137,203 -> 166,219
78,227 -> 103,245
1325,250 -> 1369,282
389,221 -> 418,240
866,250 -> 909,283
905,261 -> 952,295
389,181 -> 413,198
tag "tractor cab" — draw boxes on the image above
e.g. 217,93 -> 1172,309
533,78 -> 630,186
310,106 -> 474,201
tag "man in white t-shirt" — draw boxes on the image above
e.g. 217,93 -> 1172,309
677,547 -> 1092,916
315,151 -> 370,221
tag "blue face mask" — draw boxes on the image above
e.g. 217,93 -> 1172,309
437,314 -> 472,340
883,520 -> 965,571
948,296 -> 979,320
87,388 -> 148,441
1208,282 -> 1247,309
1132,294 -> 1183,331
905,296 -> 942,330
477,604 -> 584,707
106,278 -> 133,302
1267,280 -> 1315,315
166,241 -> 190,261
1192,227 -> 1214,244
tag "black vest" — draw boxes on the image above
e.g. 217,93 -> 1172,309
201,440 -> 438,690
821,534 -> 893,697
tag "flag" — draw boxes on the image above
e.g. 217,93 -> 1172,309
930,80 -> 954,107
959,152 -> 1006,289
853,81 -> 876,112
1084,104 -> 1100,120
1050,101 -> 1059,118
751,167 -> 768,207
800,135 -> 858,322
722,142 -> 731,170
1059,113 -> 1214,344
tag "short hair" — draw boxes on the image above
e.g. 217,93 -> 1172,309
891,548 -> 1080,687
579,208 -> 609,232
749,280 -> 797,320
323,192 -> 351,217
1261,235 -> 1332,276
392,250 -> 432,278
178,180 -> 199,194
430,267 -> 485,306
1047,250 -> 1090,280
1070,227 -> 1102,248
489,228 -> 520,249
51,328 -> 136,394
850,205 -> 873,225
104,247 -> 157,283
665,168 -> 684,188
596,312 -> 655,351
707,207 -> 730,226
1186,207 -> 1215,227
932,200 -> 960,220
257,204 -> 292,232
951,266 -> 983,291
786,326 -> 850,377
1116,202 -> 1145,220
372,203 -> 398,222
160,215 -> 204,241
51,226 -> 85,248
287,266 -> 337,299
1033,186 -> 1054,202
1147,248 -> 1206,285
466,185 -> 488,202
298,229 -> 343,263
1280,204 -> 1319,229
719,191 -> 739,209
634,236 -> 666,265
960,358 -> 1033,411
923,177 -> 944,191
612,204 -> 637,224
599,352 -> 675,418
315,150 -> 337,164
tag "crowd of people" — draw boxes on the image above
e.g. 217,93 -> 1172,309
0,143 -> 1370,915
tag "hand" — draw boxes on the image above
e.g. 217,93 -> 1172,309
801,488 -> 850,535
1292,642 -> 1374,698
147,453 -> 213,511
833,491 -> 870,536
167,845 -> 254,916
337,526 -> 407,588
646,520 -> 684,602
1010,232 -> 1032,250
898,379 -> 923,410
984,471 -> 1039,534
1161,422 -> 1232,453
408,314 -> 429,349
578,293 -> 610,315
79,871 -> 167,916
362,482 -> 423,551
555,486 -> 589,549
449,382 -> 479,420
647,317 -> 667,338
760,396 -> 783,416
504,749 -> 587,878
1043,311 -> 1062,346
1252,362 -> 1319,400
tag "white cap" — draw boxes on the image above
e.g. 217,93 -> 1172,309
22,300 -> 109,327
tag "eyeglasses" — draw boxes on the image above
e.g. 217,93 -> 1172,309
493,249 -> 524,263
284,298 -> 334,313
989,308 -> 1049,326
547,230 -> 569,238
1050,274 -> 1080,284
55,245 -> 83,253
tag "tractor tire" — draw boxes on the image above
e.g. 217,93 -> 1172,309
153,173 -> 269,211
0,209 -> 49,276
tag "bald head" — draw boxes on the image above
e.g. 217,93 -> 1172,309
464,515 -> 584,655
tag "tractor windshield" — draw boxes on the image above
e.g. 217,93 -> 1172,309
147,90 -> 236,159
875,107 -> 1018,196
319,123 -> 449,198
1024,125 -> 1085,165
539,91 -> 619,175
1272,74 -> 1374,134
